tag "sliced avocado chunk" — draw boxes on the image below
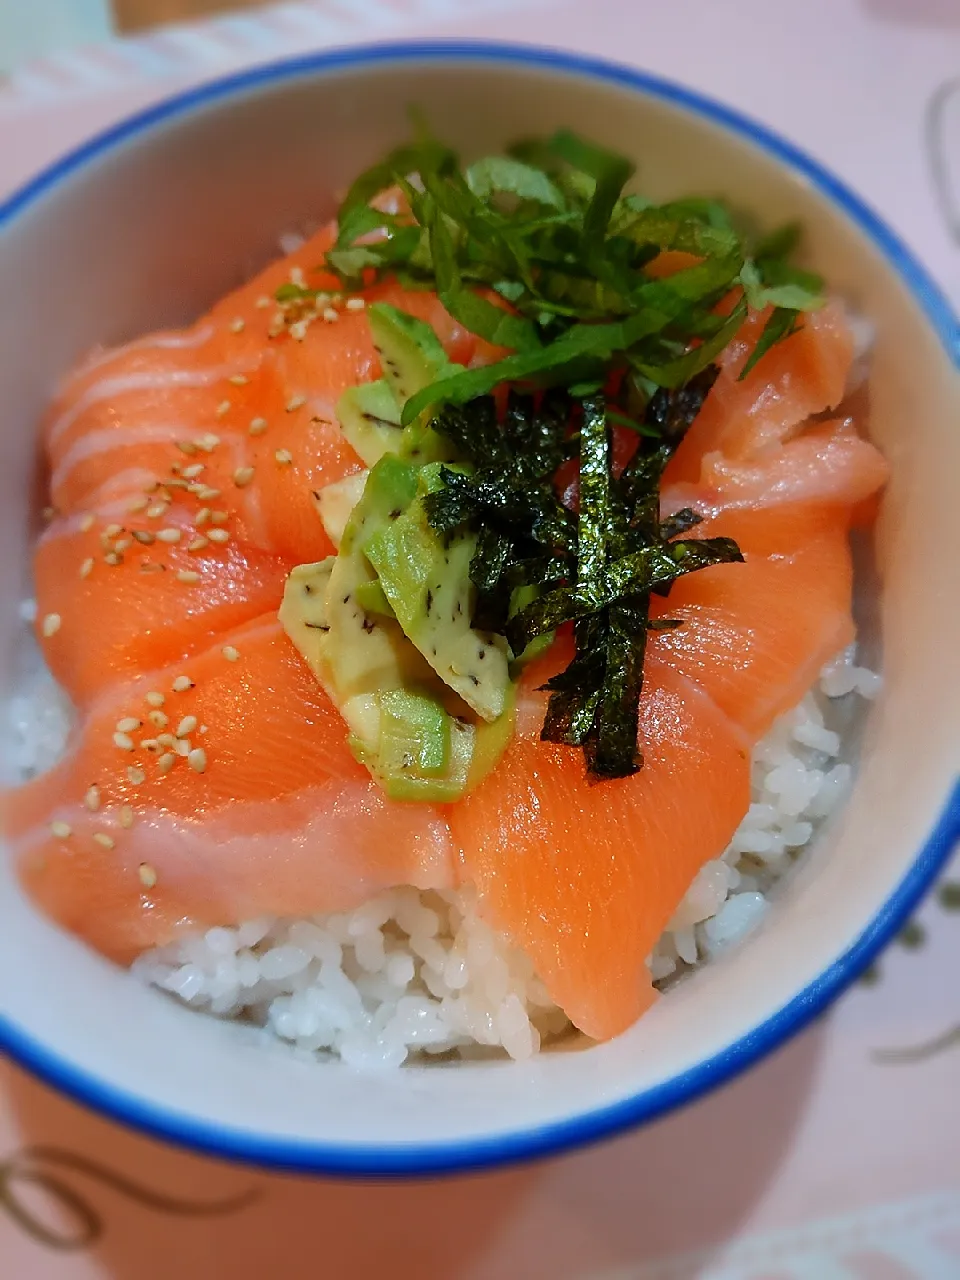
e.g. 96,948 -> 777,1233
354,578 -> 394,618
379,689 -> 449,776
278,558 -> 335,670
312,471 -> 368,548
363,464 -> 511,724
368,303 -> 453,403
335,379 -> 403,467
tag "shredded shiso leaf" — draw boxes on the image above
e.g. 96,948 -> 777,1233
286,124 -> 824,782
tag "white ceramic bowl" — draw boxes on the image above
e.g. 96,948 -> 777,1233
1,42 -> 959,1176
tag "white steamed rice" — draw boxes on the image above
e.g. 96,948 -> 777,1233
4,616 -> 879,1068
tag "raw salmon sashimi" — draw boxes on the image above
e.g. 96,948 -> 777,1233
6,616 -> 453,964
7,207 -> 889,1049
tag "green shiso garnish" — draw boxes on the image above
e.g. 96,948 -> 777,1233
291,124 -> 824,781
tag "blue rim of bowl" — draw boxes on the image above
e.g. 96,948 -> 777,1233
2,40 -> 959,1178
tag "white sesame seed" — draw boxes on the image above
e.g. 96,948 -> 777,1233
146,504 -> 168,520
181,463 -> 205,479
249,417 -> 268,435
194,508 -> 211,527
156,734 -> 177,748
286,395 -> 306,412
156,527 -> 182,544
84,785 -> 101,812
196,486 -> 221,501
148,709 -> 169,730
113,538 -> 132,554
199,724 -> 209,735
322,307 -> 339,323
93,832 -> 115,850
222,645 -> 240,662
104,523 -> 123,539
196,433 -> 221,453
79,513 -> 95,532
233,466 -> 255,488
139,862 -> 157,888
157,752 -> 176,775
187,537 -> 208,552
172,675 -> 193,693
177,439 -> 198,455
104,551 -> 123,566
256,295 -> 271,309
119,805 -> 135,829
216,400 -> 231,418
42,613 -> 61,638
345,297 -> 366,311
177,570 -> 201,584
145,691 -> 165,708
113,732 -> 134,751
139,562 -> 165,575
126,764 -> 146,785
127,495 -> 149,513
230,317 -> 245,333
80,558 -> 94,579
176,715 -> 198,738
50,820 -> 72,839
116,717 -> 140,734
187,748 -> 207,773
207,528 -> 230,545
228,374 -> 249,387
132,530 -> 155,545
210,510 -> 228,525
275,449 -> 293,466
290,266 -> 306,287
175,739 -> 192,757
289,321 -> 308,342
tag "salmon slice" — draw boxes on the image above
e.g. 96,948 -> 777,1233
34,504 -> 290,708
4,617 -> 453,963
665,301 -> 854,485
447,649 -> 751,1042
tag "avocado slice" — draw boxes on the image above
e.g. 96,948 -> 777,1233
335,380 -> 403,467
363,464 -> 512,724
312,470 -> 369,548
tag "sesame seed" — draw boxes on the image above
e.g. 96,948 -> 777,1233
127,495 -> 149,513
119,805 -> 135,829
289,266 -> 306,287
156,734 -> 177,748
175,739 -> 192,757
222,645 -> 239,662
140,738 -> 161,753
42,613 -> 62,637
145,691 -> 165,708
176,715 -> 198,738
187,537 -> 208,552
113,732 -> 134,751
322,307 -> 340,323
126,765 -> 146,785
172,675 -> 193,693
195,508 -> 211,526
232,466 -> 255,488
156,528 -> 182,544
104,523 -> 123,539
181,463 -> 205,479
113,537 -> 132,554
104,552 -> 123,566
148,708 -> 169,728
286,395 -> 306,412
255,295 -> 271,309
132,530 -> 155,545
230,317 -> 245,334
139,562 -> 165,575
216,400 -> 231,418
199,724 -> 209,735
139,862 -> 157,888
79,513 -> 95,532
196,486 -> 221,501
146,504 -> 168,520
177,570 -> 201,584
249,417 -> 268,436
289,321 -> 308,342
79,558 -> 94,579
210,510 -> 228,525
51,820 -> 72,839
93,832 -> 115,850
187,748 -> 207,773
275,449 -> 293,466
207,528 -> 230,545
84,785 -> 101,812
116,717 -> 140,734
176,439 -> 198,455
157,753 -> 176,774
228,374 -> 249,387
345,297 -> 366,312
196,433 -> 221,453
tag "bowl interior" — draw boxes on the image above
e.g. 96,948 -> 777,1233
1,47 -> 958,1172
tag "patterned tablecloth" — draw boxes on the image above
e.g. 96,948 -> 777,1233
1,2 -> 959,1276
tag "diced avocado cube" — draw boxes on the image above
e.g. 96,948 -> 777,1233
378,689 -> 450,777
354,579 -> 394,617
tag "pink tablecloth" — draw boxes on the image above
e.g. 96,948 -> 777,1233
2,2 -> 959,1276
